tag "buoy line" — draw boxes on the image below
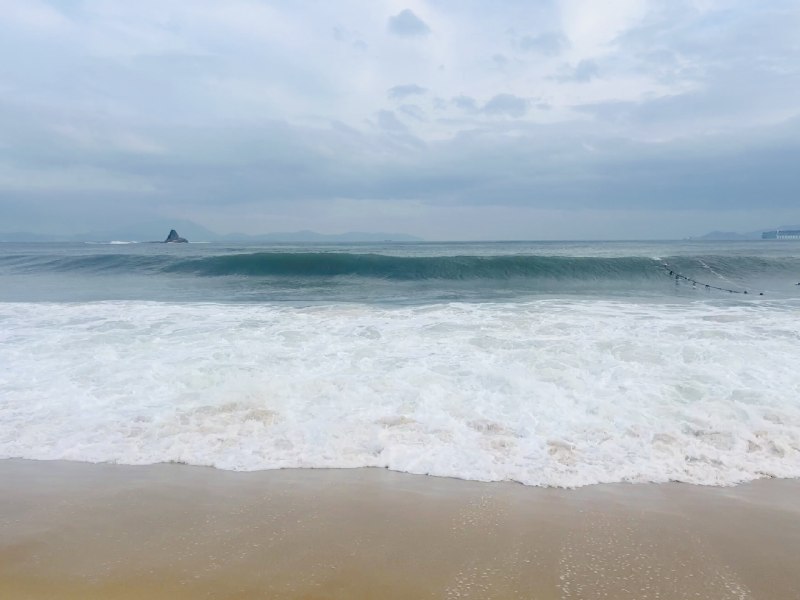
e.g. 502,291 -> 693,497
660,262 -> 764,295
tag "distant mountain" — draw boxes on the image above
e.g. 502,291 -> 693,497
694,231 -> 756,241
0,219 -> 218,242
74,219 -> 220,242
0,220 -> 423,243
218,230 -> 422,242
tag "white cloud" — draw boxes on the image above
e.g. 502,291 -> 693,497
482,94 -> 528,118
376,110 -> 408,131
388,83 -> 427,99
2,0 -> 73,33
387,9 -> 431,36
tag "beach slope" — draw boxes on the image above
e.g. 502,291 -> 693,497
1,459 -> 799,599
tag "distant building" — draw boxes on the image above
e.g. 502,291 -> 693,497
762,230 -> 800,239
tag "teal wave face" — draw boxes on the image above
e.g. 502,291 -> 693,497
4,251 -> 798,283
0,253 -> 173,274
3,245 -> 798,277
164,253 -> 663,280
2,245 -> 798,302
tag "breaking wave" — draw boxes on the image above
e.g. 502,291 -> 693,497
4,252 -> 798,283
1,300 -> 799,487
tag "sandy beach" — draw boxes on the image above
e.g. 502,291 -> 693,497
0,460 -> 798,599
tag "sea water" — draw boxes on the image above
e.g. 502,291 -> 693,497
1,240 -> 799,487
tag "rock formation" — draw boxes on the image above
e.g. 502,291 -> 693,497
164,229 -> 188,243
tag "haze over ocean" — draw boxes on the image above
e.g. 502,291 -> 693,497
2,239 -> 799,487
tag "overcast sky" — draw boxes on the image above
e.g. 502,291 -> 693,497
1,0 -> 799,239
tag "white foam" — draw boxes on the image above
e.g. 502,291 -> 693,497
84,241 -> 139,245
1,300 -> 799,487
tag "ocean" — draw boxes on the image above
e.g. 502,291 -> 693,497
1,240 -> 799,487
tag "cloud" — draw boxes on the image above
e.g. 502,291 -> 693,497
3,99 -> 799,238
332,25 -> 367,50
555,60 -> 600,83
452,95 -> 478,112
388,84 -> 427,99
3,0 -> 72,33
492,54 -> 509,67
387,9 -> 431,37
398,104 -> 426,121
482,94 -> 528,117
1,1 -> 800,238
376,110 -> 407,131
519,32 -> 568,55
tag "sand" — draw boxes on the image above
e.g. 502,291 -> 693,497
1,459 -> 799,599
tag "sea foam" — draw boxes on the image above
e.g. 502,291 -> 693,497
1,300 -> 798,487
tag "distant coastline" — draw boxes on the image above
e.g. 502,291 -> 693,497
692,224 -> 800,240
0,219 -> 423,243
7,218 -> 800,243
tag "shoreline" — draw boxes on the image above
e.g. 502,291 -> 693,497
2,459 -> 799,599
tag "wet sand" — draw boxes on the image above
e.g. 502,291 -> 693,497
1,459 -> 799,599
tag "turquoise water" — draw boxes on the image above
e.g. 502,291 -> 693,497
1,240 -> 798,303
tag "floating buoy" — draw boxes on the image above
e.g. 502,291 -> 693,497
660,262 -> 764,296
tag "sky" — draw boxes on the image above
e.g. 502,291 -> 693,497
1,0 -> 799,240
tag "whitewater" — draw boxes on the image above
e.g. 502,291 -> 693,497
1,240 -> 799,487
